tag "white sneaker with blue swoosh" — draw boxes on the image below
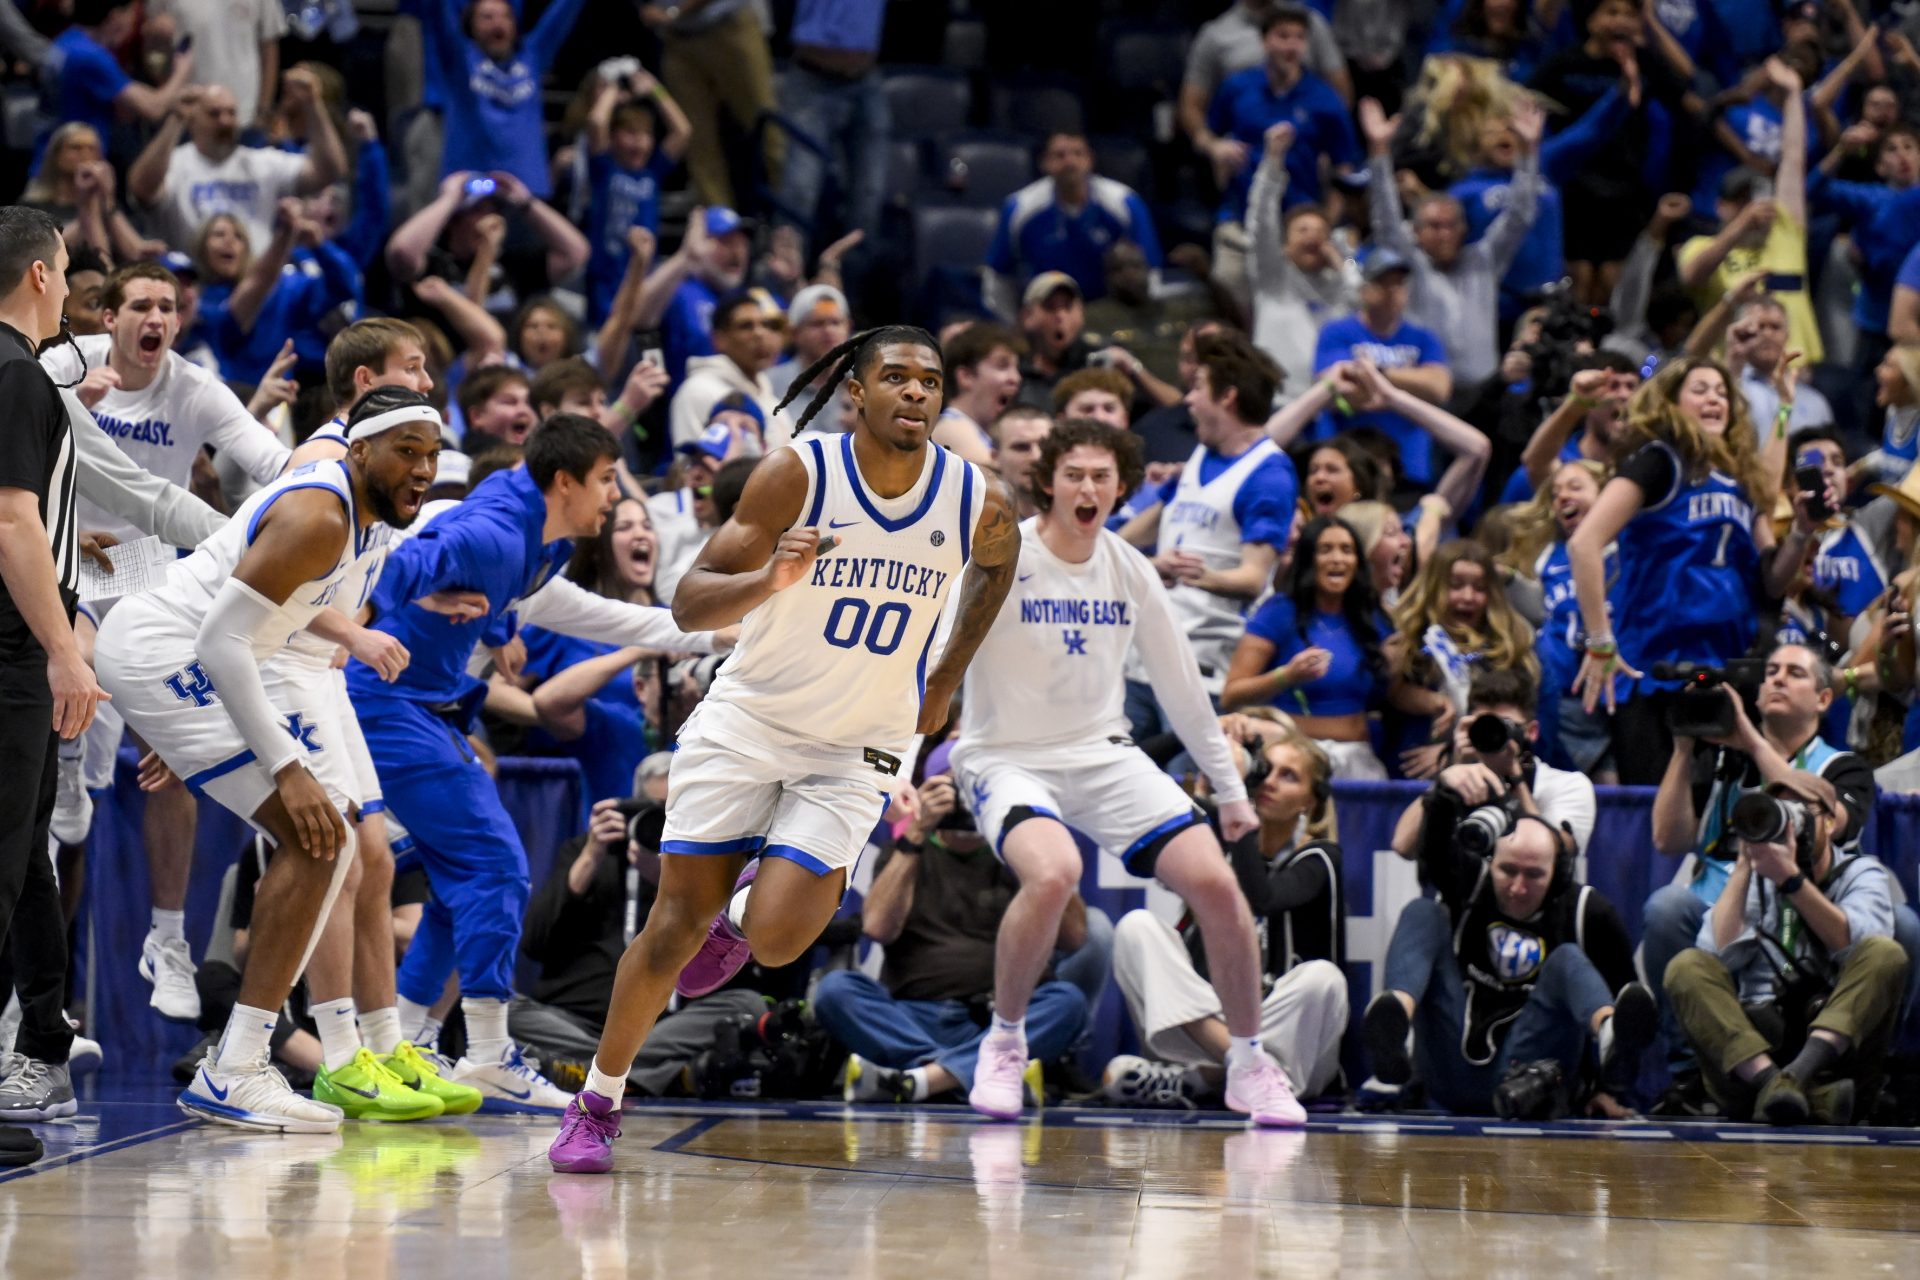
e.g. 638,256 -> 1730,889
177,1050 -> 344,1133
448,1044 -> 574,1114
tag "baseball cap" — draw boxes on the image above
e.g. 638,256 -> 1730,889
1360,245 -> 1412,282
788,283 -> 848,328
1022,271 -> 1082,308
704,207 -> 752,239
159,250 -> 198,280
676,421 -> 734,462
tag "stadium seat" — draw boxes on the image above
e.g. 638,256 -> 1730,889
989,84 -> 1085,139
941,134 -> 1035,207
886,140 -> 928,206
884,68 -> 974,139
912,203 -> 1000,287
1103,23 -> 1190,97
942,19 -> 988,72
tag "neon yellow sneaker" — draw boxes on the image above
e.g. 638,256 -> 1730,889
313,1048 -> 445,1122
381,1040 -> 483,1117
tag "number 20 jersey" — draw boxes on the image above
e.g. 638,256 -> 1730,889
697,432 -> 983,762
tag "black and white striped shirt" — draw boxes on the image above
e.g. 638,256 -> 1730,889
0,320 -> 78,650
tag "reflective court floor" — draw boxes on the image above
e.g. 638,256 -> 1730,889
4,1082 -> 1920,1278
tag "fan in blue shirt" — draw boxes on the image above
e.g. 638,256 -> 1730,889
1202,8 -> 1359,222
37,2 -> 193,168
986,133 -> 1162,301
1809,128 -> 1920,341
421,0 -> 590,198
1310,252 -> 1452,485
1224,515 -> 1392,779
583,70 -> 691,325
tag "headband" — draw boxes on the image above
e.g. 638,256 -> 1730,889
347,404 -> 442,443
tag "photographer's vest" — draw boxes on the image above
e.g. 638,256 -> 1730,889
1453,875 -> 1595,1067
1691,736 -> 1848,907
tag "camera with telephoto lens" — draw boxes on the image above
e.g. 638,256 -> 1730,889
612,795 -> 666,850
1455,786 -> 1526,858
1651,659 -> 1766,738
1729,792 -> 1818,872
1493,1057 -> 1569,1120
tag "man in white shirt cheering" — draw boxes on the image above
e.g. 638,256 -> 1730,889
948,417 -> 1307,1127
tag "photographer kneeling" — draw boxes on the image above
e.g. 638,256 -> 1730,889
1390,669 -> 1596,863
1643,643 -> 1880,1103
1665,774 -> 1908,1125
1365,759 -> 1653,1118
513,789 -> 769,1096
1106,718 -> 1349,1108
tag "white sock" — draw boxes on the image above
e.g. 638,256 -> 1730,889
149,908 -> 186,944
213,1003 -> 278,1073
905,1066 -> 933,1102
419,1015 -> 445,1051
358,1006 -> 402,1056
313,997 -> 361,1071
1596,1014 -> 1615,1062
462,997 -> 510,1061
1226,1036 -> 1265,1069
586,1059 -> 627,1104
725,886 -> 751,935
396,996 -> 433,1041
990,1013 -> 1025,1043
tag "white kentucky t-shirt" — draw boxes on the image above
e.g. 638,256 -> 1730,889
155,142 -> 309,250
42,333 -> 292,544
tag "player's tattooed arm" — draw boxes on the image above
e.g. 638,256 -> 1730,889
918,473 -> 1017,734
671,448 -> 808,631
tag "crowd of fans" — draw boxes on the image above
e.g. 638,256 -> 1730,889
3,0 -> 1920,1132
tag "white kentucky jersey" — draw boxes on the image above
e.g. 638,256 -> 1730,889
132,459 -> 376,658
957,520 -> 1243,794
1158,438 -> 1282,681
699,431 -> 983,763
275,526 -> 395,672
42,333 -> 292,544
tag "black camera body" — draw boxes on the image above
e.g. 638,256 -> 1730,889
1653,659 -> 1766,738
1729,791 -> 1819,873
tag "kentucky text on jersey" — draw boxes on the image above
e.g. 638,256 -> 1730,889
1687,490 -> 1754,525
1163,498 -> 1221,533
94,414 -> 175,446
808,555 -> 950,600
1815,553 -> 1862,582
1018,597 -> 1132,626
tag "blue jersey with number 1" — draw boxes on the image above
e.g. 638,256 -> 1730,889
1614,443 -> 1760,693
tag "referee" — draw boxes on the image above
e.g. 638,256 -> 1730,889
0,206 -> 103,1150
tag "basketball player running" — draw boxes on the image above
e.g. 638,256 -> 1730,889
262,323 -> 483,1120
94,393 -> 453,1132
549,326 -> 1018,1173
948,418 -> 1305,1126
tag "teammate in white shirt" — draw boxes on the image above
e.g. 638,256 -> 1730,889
950,418 -> 1307,1126
549,325 -> 1018,1174
932,321 -> 1025,467
45,261 -> 294,1023
94,393 -> 462,1133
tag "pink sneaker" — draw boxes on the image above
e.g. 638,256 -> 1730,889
547,1090 -> 621,1174
675,861 -> 758,999
1224,1053 -> 1307,1128
968,1032 -> 1028,1120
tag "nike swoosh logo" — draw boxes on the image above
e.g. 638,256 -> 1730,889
498,1084 -> 532,1100
827,518 -> 860,529
202,1069 -> 229,1102
337,1081 -> 380,1099
1017,573 -> 1033,582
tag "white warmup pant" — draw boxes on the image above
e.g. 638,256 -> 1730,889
1112,908 -> 1348,1098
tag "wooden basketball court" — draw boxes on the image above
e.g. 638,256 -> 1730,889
4,1084 -> 1917,1277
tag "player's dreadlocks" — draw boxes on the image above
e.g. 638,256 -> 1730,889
771,324 -> 944,433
